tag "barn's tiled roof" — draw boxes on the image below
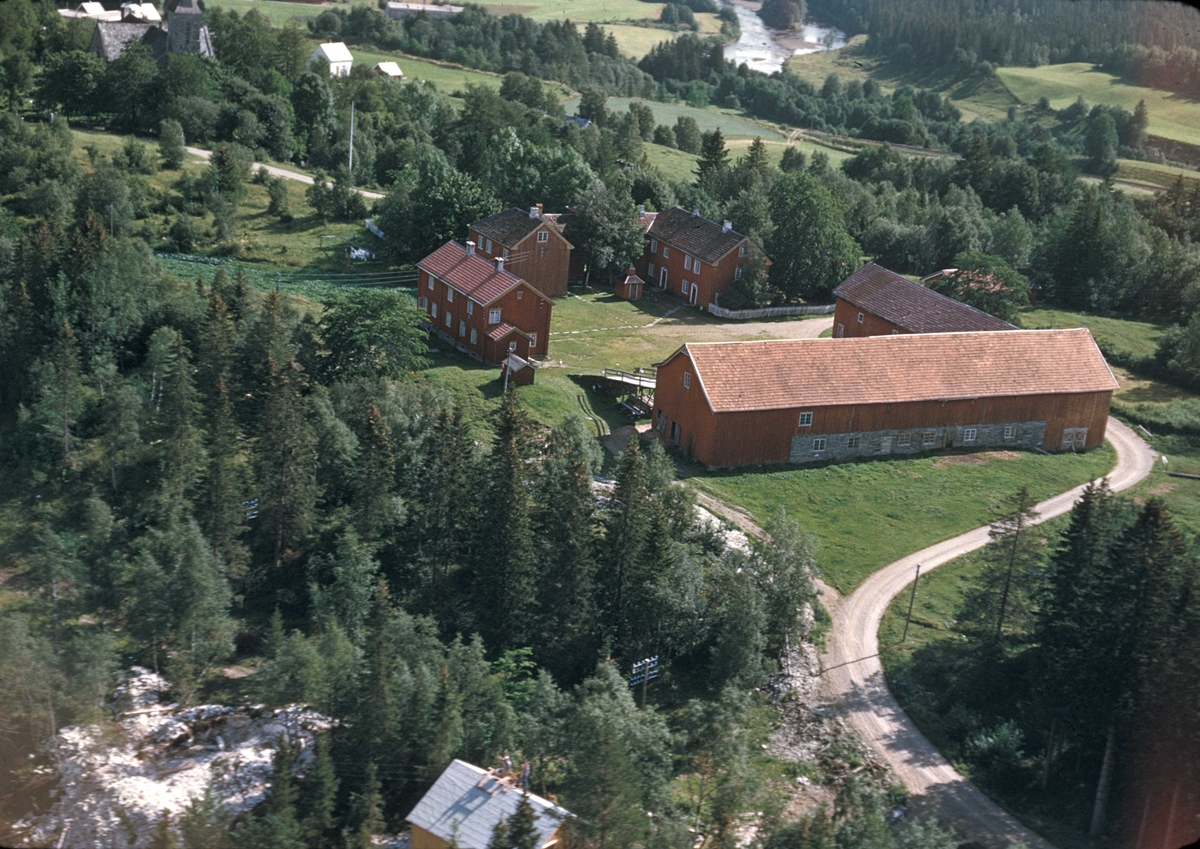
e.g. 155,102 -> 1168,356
834,263 -> 1015,333
647,206 -> 746,265
471,208 -> 551,247
418,241 -> 538,305
487,321 -> 530,341
661,329 -> 1117,413
407,760 -> 568,849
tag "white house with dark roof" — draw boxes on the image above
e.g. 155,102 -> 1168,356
407,760 -> 569,849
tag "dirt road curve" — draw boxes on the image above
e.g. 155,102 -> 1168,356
820,418 -> 1156,847
185,147 -> 385,199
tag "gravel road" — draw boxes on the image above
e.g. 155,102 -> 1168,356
185,147 -> 385,199
819,418 -> 1156,847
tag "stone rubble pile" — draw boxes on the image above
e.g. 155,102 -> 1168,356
12,668 -> 333,849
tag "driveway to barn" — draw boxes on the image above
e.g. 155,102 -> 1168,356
185,147 -> 385,200
819,418 -> 1156,848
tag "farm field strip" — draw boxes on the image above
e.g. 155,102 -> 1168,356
563,96 -> 785,138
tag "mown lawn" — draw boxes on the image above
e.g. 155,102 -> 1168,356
564,96 -> 785,138
1019,307 -> 1166,358
345,48 -> 512,94
690,445 -> 1116,593
469,0 -> 661,22
997,62 -> 1200,147
644,137 -> 853,181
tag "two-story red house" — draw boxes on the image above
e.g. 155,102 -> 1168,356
416,241 -> 552,366
467,206 -> 574,298
832,262 -> 1015,338
634,207 -> 757,310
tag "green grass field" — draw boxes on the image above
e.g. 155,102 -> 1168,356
1019,307 -> 1166,358
470,0 -> 661,22
644,137 -> 854,181
345,47 -> 509,93
997,63 -> 1200,147
200,0 -> 337,26
564,96 -> 785,138
690,445 -> 1116,593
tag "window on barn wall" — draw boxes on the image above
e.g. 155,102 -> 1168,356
1004,425 -> 1016,439
813,438 -> 826,451
898,433 -> 912,447
683,371 -> 691,389
963,428 -> 977,443
798,412 -> 813,426
517,290 -> 523,299
857,312 -> 864,323
848,435 -> 860,449
923,430 -> 936,445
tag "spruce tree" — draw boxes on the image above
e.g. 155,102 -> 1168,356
696,129 -> 729,180
353,403 -> 399,541
604,438 -> 650,648
159,118 -> 187,170
301,736 -> 339,848
345,762 -> 385,849
146,327 -> 207,515
36,320 -> 87,469
180,782 -> 230,849
959,487 -> 1043,643
474,390 -> 538,651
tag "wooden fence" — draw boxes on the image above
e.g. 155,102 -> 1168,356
707,303 -> 835,320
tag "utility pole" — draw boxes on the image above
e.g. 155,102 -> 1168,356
109,202 -> 114,234
901,563 -> 921,643
348,101 -> 355,178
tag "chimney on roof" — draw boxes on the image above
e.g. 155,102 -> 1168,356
691,207 -> 699,217
722,220 -> 732,233
637,204 -> 645,218
536,203 -> 543,216
529,206 -> 538,219
495,256 -> 505,272
465,240 -> 475,257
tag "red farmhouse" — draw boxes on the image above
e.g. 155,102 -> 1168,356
652,329 -> 1116,468
468,206 -> 574,298
833,262 -> 1015,338
417,241 -> 552,366
635,207 -> 757,309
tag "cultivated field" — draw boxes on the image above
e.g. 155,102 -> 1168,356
997,62 -> 1200,147
564,96 -> 785,138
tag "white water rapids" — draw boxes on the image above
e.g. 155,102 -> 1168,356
720,1 -> 847,75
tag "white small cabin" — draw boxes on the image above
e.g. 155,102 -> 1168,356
311,41 -> 353,77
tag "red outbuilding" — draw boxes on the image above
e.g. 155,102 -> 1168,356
833,262 -> 1015,338
651,329 -> 1117,468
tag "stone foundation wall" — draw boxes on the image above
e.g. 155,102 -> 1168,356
789,421 -> 1048,465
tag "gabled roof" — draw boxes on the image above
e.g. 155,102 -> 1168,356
122,3 -> 161,22
374,61 -> 404,77
656,329 -> 1117,414
647,206 -> 746,265
418,241 -> 547,305
90,21 -> 162,61
834,263 -> 1015,334
164,0 -> 200,14
312,42 -> 353,63
471,208 -> 565,248
407,760 -> 568,849
487,322 -> 531,342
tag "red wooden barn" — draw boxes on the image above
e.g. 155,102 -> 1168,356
468,206 -> 574,298
651,329 -> 1117,468
634,206 -> 759,310
417,241 -> 552,366
833,262 -> 1015,338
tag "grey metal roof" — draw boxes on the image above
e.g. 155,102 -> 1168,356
406,760 -> 568,849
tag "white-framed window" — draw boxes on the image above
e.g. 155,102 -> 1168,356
485,238 -> 492,253
1004,425 -> 1016,439
663,246 -> 670,258
446,288 -> 453,302
681,278 -> 688,293
470,328 -> 478,344
735,267 -> 743,280
898,433 -> 912,447
650,239 -> 658,253
798,412 -> 813,427
516,289 -> 523,299
923,430 -> 936,446
537,231 -> 549,243
963,428 -> 977,443
836,323 -> 845,337
683,371 -> 691,389
528,332 -> 537,347
857,312 -> 864,324
488,308 -> 501,324
813,438 -> 827,451
738,245 -> 746,257
503,247 -> 509,259
427,276 -> 434,290
684,255 -> 692,271
419,296 -> 428,309
509,340 -> 518,352
648,263 -> 656,277
847,435 -> 860,449
458,320 -> 466,337
467,300 -> 474,315
431,303 -> 438,318
444,311 -> 452,328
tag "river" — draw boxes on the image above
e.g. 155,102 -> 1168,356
721,1 -> 847,76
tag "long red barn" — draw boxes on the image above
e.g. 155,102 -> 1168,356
651,329 -> 1118,468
